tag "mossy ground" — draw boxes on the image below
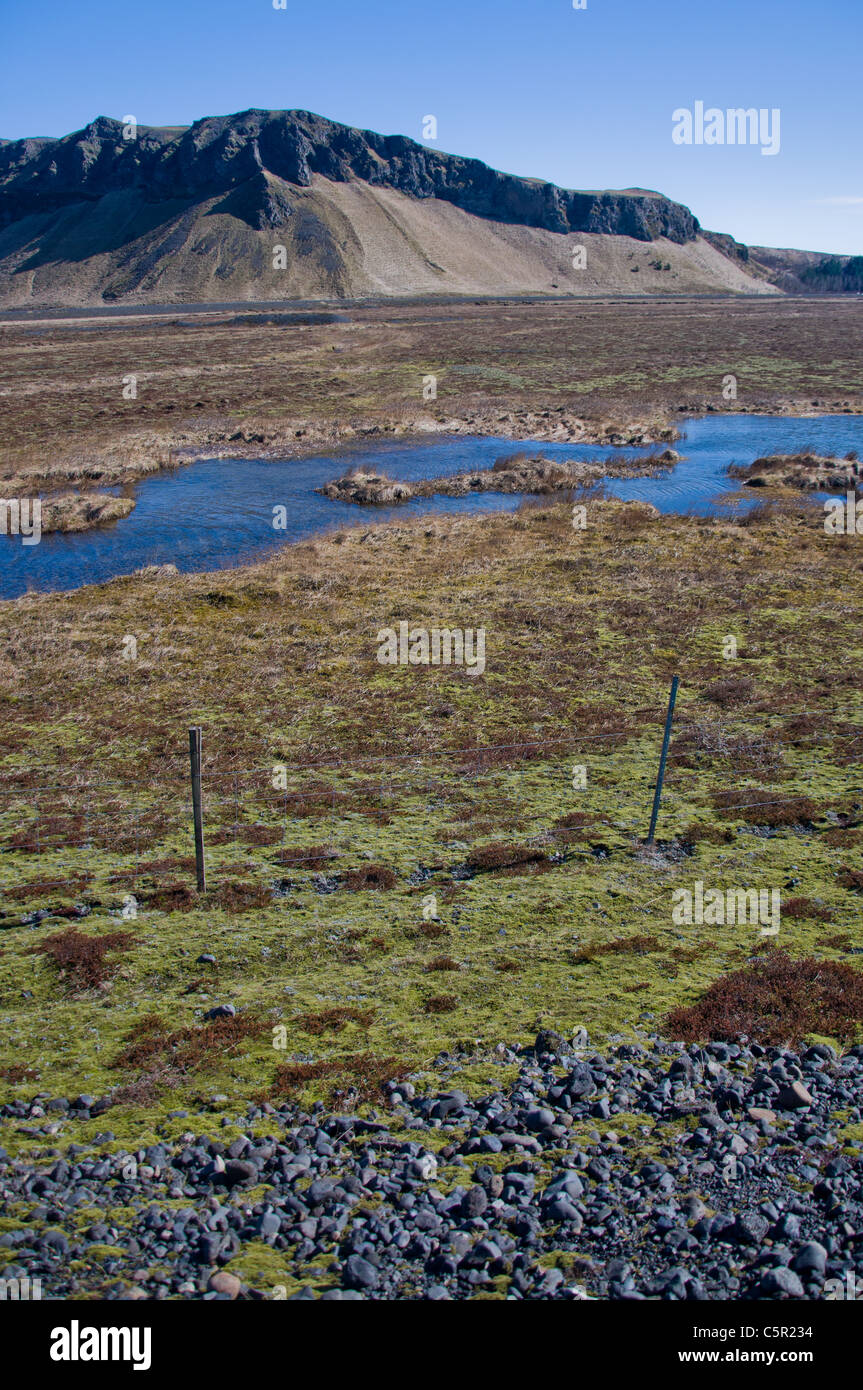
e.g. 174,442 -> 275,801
1,496 -> 862,1160
2,297 -> 862,492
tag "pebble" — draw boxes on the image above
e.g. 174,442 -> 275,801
208,1271 -> 242,1298
775,1081 -> 814,1110
2,1036 -> 860,1302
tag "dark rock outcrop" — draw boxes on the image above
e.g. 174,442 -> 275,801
0,108 -> 701,243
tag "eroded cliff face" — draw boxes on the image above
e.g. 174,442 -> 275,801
0,108 -> 701,243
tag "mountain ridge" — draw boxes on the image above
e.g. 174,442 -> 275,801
0,109 -> 702,243
0,108 -> 841,305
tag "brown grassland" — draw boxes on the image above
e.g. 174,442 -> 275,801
0,296 -> 862,1141
1,296 -> 862,497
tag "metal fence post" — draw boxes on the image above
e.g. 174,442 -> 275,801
189,726 -> 206,892
646,676 -> 679,845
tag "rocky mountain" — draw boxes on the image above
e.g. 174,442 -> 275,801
0,109 -> 782,305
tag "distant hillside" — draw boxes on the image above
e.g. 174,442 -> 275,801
0,109 -> 784,305
748,246 -> 863,295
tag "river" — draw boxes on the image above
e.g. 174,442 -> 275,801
2,414 -> 862,600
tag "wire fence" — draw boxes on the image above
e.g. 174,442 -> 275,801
1,695 -> 861,907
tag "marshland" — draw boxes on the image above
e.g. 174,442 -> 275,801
2,297 -> 863,1301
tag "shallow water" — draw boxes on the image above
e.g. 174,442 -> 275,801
2,414 -> 862,600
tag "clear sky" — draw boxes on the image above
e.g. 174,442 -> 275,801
2,0 -> 860,253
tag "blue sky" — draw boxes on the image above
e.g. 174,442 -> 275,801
2,0 -> 860,253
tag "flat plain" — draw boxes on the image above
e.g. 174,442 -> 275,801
2,296 -> 862,496
1,296 -> 862,1299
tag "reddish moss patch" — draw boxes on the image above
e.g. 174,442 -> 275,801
425,955 -> 461,972
822,827 -> 863,848
141,878 -> 270,914
272,845 -> 334,869
4,874 -> 91,902
112,1010 -> 268,1074
293,1006 -> 375,1035
208,880 -> 272,913
573,934 -> 660,964
31,927 -> 135,990
268,1051 -> 407,1104
423,995 -> 458,1014
465,842 -> 547,874
838,867 -> 863,891
782,897 -> 834,922
0,1064 -> 39,1083
682,822 -> 735,845
701,677 -> 755,708
712,788 -> 819,827
666,951 -> 863,1045
140,882 -> 197,913
208,824 -> 283,846
343,865 -> 396,890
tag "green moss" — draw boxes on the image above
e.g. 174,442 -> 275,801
220,1241 -> 310,1294
1,501 -> 862,1127
467,1278 -> 509,1299
837,1122 -> 863,1152
84,1243 -> 127,1260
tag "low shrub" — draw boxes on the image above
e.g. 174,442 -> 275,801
465,842 -> 546,873
112,1010 -> 267,1073
712,788 -> 819,827
268,1051 -> 408,1104
666,951 -> 863,1044
573,934 -> 659,964
782,897 -> 834,922
32,928 -> 135,989
344,864 -> 397,891
423,995 -> 458,1014
839,867 -> 863,891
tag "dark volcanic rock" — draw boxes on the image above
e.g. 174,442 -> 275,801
0,109 -> 701,243
4,1036 -> 861,1302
